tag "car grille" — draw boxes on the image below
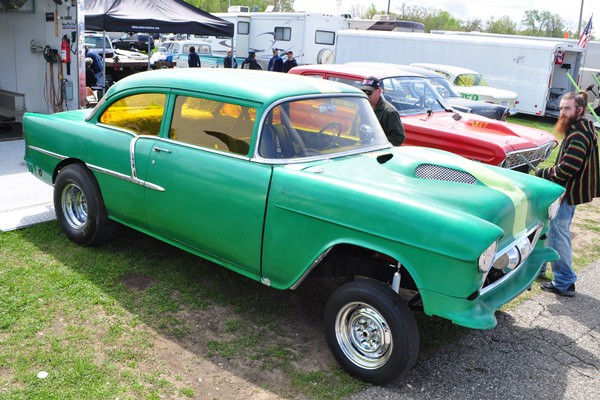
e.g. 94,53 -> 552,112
502,142 -> 556,170
415,164 -> 477,184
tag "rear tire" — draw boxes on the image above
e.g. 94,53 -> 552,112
324,280 -> 420,385
54,164 -> 116,246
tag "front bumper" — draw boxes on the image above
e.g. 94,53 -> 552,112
419,245 -> 558,330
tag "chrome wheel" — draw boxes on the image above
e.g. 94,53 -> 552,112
335,301 -> 393,370
61,182 -> 88,230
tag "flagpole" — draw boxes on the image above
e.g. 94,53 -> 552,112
577,0 -> 585,36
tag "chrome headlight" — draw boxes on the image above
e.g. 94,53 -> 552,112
478,241 -> 498,273
548,198 -> 561,220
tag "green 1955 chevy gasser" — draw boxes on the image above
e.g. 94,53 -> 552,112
23,68 -> 564,384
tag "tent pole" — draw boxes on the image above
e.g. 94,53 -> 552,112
103,30 -> 107,94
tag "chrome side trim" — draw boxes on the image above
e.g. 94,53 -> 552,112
289,247 -> 333,290
28,145 -> 164,192
86,163 -> 165,192
28,145 -> 67,161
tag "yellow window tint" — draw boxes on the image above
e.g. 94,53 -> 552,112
170,96 -> 254,155
99,93 -> 166,135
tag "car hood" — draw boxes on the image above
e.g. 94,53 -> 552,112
271,147 -> 561,261
455,85 -> 518,100
404,111 -> 556,151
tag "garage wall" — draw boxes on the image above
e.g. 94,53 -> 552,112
0,0 -> 82,117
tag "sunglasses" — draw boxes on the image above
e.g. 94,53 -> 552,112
362,89 -> 373,96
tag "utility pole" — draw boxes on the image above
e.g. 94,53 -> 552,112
577,0 -> 584,36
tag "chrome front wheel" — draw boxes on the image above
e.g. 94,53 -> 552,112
324,280 -> 419,385
335,302 -> 393,370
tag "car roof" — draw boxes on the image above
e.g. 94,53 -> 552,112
106,68 -> 364,104
411,63 -> 478,75
292,62 -> 428,80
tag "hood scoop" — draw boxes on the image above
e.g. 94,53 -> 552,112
415,164 -> 477,184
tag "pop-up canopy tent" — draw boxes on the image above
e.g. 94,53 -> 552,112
84,0 -> 234,37
84,0 -> 234,91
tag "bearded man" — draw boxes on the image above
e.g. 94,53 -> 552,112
536,91 -> 600,297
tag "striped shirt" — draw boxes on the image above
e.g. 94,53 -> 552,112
536,118 -> 599,205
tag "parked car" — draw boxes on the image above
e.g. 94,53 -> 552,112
411,63 -> 519,110
150,40 -> 213,67
23,68 -> 564,385
84,32 -> 115,58
290,63 -> 555,172
348,62 -> 513,120
112,33 -> 155,51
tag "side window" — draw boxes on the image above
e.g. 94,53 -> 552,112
434,70 -> 451,80
315,30 -> 335,45
169,96 -> 255,156
238,21 -> 250,35
99,93 -> 166,136
274,27 -> 291,41
327,76 -> 362,88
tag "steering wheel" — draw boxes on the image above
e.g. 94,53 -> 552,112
316,122 -> 343,148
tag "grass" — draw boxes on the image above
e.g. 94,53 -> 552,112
2,115 -> 598,399
0,223 -> 373,399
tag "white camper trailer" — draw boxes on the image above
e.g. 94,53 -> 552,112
197,12 -> 348,69
335,30 -> 584,117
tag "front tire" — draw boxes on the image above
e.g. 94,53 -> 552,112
54,164 -> 116,246
324,280 -> 420,385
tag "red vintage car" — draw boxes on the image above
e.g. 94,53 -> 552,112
290,63 -> 557,171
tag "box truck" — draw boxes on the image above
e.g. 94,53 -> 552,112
335,30 -> 584,117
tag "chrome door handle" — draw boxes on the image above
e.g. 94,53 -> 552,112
153,147 -> 172,153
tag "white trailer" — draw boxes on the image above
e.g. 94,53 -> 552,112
196,12 -> 348,69
431,31 -> 600,104
335,30 -> 584,117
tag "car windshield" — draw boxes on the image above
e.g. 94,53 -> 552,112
258,95 -> 389,160
379,76 -> 447,116
427,77 -> 460,98
454,73 -> 489,87
85,36 -> 111,50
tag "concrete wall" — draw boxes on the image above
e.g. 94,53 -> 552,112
0,0 -> 82,118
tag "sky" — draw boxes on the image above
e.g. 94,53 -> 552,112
292,0 -> 598,32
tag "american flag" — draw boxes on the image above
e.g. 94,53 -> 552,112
578,16 -> 593,48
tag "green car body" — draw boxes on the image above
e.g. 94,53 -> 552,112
23,68 -> 564,384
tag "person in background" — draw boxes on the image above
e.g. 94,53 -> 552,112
267,49 -> 284,72
359,76 -> 405,146
283,51 -> 298,73
536,91 -> 599,297
85,57 -> 97,87
84,46 -> 104,87
188,46 -> 201,68
241,51 -> 261,70
224,49 -> 237,68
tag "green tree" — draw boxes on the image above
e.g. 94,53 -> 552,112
185,0 -> 294,13
461,18 -> 484,32
423,10 -> 461,32
486,16 -> 517,34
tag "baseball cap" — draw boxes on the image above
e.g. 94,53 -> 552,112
359,76 -> 383,91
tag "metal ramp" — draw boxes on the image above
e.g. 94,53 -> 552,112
0,140 -> 55,232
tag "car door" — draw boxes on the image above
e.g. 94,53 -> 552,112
144,93 -> 271,277
93,91 -> 167,227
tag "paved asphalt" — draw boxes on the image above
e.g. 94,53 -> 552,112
347,261 -> 600,400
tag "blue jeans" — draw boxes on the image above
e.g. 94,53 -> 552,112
544,201 -> 577,291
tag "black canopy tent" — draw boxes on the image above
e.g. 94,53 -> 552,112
83,0 -> 234,96
84,0 -> 234,37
